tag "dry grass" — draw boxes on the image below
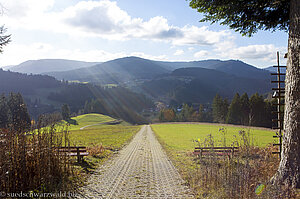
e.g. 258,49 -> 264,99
0,121 -> 75,194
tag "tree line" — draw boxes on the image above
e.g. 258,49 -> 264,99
159,92 -> 275,128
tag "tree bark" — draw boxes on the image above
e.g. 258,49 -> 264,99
271,0 -> 300,188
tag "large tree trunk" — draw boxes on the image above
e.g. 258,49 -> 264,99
271,0 -> 300,188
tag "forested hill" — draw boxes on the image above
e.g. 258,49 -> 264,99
142,67 -> 271,104
45,57 -> 270,84
0,68 -> 60,95
0,69 -> 153,124
155,59 -> 269,79
46,57 -> 170,83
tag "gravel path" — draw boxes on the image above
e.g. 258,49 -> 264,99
77,125 -> 193,198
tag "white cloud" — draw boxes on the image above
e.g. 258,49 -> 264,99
62,1 -> 232,45
0,43 -> 55,66
217,44 -> 286,62
0,42 -> 167,66
174,50 -> 184,56
1,0 -> 54,18
1,0 -> 232,46
194,50 -> 209,58
172,26 -> 230,46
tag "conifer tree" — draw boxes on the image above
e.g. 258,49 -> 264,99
61,104 -> 70,121
0,94 -> 9,128
7,93 -> 31,131
240,93 -> 250,125
226,93 -> 242,124
198,104 -> 204,122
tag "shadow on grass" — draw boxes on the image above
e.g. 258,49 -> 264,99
74,151 -> 112,174
66,118 -> 78,125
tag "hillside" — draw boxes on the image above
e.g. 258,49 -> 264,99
0,68 -> 60,95
9,59 -> 101,74
155,59 -> 269,79
142,67 -> 271,104
209,60 -> 270,79
46,57 -> 270,83
264,66 -> 286,73
46,57 -> 170,83
0,69 -> 153,123
153,59 -> 223,71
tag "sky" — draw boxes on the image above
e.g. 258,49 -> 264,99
0,0 -> 288,68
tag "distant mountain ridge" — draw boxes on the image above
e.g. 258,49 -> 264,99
4,56 -> 273,104
8,59 -> 101,74
46,57 -> 171,83
44,56 -> 270,83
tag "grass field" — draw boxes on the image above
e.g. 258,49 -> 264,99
152,123 -> 275,152
69,125 -> 139,149
64,113 -> 140,150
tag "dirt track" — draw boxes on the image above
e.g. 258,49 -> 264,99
76,125 -> 193,198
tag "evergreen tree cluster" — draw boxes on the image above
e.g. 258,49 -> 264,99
159,93 -> 274,128
213,93 -> 274,128
0,93 -> 31,131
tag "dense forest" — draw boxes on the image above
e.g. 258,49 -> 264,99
0,68 -> 60,95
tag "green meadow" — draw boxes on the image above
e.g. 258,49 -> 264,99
61,113 -> 115,130
62,113 -> 140,149
69,125 -> 139,149
151,123 -> 275,152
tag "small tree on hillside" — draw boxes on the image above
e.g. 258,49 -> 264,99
61,104 -> 70,121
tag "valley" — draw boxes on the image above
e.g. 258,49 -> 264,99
1,56 -> 274,125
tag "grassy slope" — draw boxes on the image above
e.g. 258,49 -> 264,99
69,125 -> 139,149
64,113 -> 116,130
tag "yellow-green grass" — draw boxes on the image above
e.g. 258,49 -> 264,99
64,114 -> 140,173
62,113 -> 115,130
68,124 -> 140,173
152,123 -> 275,152
69,125 -> 140,149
